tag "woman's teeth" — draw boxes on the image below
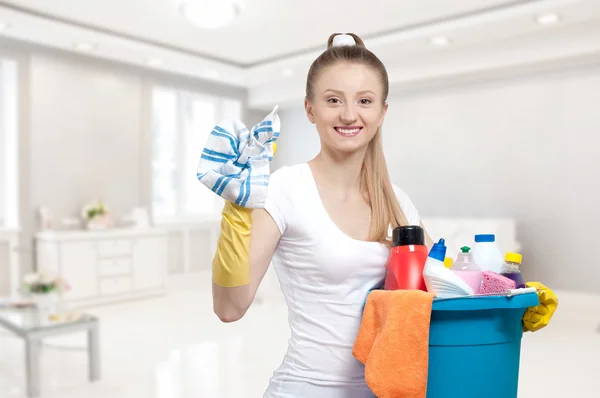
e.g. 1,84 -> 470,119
335,127 -> 361,136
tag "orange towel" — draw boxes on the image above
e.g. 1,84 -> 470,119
353,289 -> 435,398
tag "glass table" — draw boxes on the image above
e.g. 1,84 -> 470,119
0,305 -> 100,397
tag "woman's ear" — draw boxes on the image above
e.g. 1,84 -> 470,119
304,97 -> 316,124
378,101 -> 389,128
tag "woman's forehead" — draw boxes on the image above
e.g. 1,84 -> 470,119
315,63 -> 383,94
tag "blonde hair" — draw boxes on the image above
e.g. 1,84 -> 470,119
306,33 -> 409,247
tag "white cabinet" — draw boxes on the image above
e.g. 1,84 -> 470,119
35,228 -> 168,308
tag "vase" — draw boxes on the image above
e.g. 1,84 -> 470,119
30,292 -> 60,315
86,214 -> 112,230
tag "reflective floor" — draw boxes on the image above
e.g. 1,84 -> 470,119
0,274 -> 598,398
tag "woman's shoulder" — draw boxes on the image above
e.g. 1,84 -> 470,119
266,163 -> 311,204
391,183 -> 421,226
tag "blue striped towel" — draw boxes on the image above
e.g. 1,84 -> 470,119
196,105 -> 280,209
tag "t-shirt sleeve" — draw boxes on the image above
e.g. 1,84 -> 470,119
263,166 -> 295,234
392,184 -> 421,226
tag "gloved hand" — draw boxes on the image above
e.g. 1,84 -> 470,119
522,281 -> 558,332
213,140 -> 279,287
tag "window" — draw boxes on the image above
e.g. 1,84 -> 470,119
0,59 -> 19,229
151,86 -> 242,222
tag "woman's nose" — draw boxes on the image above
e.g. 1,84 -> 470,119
340,104 -> 358,123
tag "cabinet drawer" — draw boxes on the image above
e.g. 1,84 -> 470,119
97,240 -> 130,257
98,257 -> 131,277
100,276 -> 132,296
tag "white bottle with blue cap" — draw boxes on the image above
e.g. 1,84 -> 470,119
472,234 -> 504,273
423,238 -> 474,298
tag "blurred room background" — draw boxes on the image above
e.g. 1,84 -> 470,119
0,0 -> 598,397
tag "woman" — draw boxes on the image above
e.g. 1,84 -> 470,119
207,32 -> 433,397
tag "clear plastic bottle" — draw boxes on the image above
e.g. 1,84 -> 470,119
500,252 -> 526,289
450,246 -> 482,294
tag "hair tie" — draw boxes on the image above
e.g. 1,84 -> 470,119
332,34 -> 356,47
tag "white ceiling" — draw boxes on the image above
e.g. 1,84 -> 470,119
2,0 -> 519,65
1,0 -> 600,110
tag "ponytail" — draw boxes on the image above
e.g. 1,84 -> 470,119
361,128 -> 409,247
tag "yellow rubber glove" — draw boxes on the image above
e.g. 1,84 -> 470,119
522,281 -> 558,332
212,201 -> 253,287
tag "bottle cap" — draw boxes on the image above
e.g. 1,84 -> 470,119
443,257 -> 453,268
460,246 -> 470,253
505,252 -> 523,264
475,234 -> 495,243
393,225 -> 424,247
428,238 -> 447,262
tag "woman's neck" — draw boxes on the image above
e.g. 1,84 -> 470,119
310,145 -> 367,198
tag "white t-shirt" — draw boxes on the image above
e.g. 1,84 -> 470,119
262,163 -> 421,398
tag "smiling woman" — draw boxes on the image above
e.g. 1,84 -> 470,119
206,32 -> 433,398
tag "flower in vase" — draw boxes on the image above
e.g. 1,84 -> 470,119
81,200 -> 113,229
22,271 -> 70,295
81,201 -> 108,221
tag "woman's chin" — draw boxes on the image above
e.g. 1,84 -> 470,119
329,139 -> 370,154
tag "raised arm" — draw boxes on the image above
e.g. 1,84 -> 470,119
211,204 -> 281,323
195,106 -> 281,323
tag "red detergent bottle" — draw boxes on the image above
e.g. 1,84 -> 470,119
384,225 -> 429,291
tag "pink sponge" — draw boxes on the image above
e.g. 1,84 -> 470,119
480,271 -> 516,294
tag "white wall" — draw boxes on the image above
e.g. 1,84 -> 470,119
29,54 -> 144,223
274,63 -> 600,293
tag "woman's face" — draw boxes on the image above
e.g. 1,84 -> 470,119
305,62 -> 387,154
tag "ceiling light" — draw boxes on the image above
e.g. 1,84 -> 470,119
0,22 -> 6,32
74,42 -> 95,52
181,0 -> 246,30
429,36 -> 451,47
147,58 -> 163,67
536,13 -> 560,25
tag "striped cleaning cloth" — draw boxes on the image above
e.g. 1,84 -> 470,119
196,105 -> 280,209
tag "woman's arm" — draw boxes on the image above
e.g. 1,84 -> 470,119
212,207 -> 282,323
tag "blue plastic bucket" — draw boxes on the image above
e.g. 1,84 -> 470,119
426,293 -> 539,398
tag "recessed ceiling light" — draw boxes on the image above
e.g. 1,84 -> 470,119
536,13 -> 560,25
74,42 -> 95,52
147,58 -> 163,67
429,36 -> 451,46
282,68 -> 294,78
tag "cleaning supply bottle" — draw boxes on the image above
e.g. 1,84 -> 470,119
472,234 -> 504,273
500,252 -> 526,289
384,225 -> 428,291
423,238 -> 474,297
450,246 -> 482,294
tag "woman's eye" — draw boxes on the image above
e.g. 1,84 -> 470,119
327,98 -> 341,104
359,99 -> 372,105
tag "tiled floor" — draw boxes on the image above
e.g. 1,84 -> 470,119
0,276 -> 598,398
